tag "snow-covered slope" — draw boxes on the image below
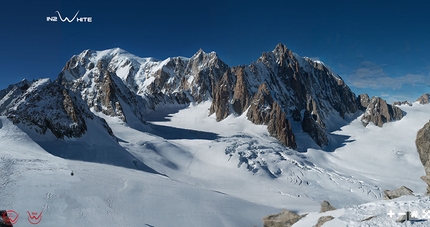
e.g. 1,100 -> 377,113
0,116 -> 278,227
1,100 -> 430,226
0,78 -> 157,173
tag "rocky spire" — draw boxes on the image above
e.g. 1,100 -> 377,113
361,96 -> 405,127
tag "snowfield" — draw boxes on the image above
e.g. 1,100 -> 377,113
1,101 -> 430,226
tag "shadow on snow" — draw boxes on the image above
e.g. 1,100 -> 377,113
147,122 -> 220,140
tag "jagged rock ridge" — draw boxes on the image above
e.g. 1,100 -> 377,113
0,78 -> 114,139
57,44 -> 360,148
393,100 -> 412,106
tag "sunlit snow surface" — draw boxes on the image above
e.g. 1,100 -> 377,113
1,102 -> 430,226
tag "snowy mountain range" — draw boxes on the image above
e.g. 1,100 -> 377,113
2,44 -> 403,148
0,44 -> 429,227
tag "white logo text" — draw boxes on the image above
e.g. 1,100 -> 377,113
46,10 -> 92,23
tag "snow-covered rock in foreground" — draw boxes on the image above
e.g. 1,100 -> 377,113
293,195 -> 430,226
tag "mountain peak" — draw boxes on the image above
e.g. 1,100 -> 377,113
189,48 -> 223,70
274,43 -> 289,53
110,47 -> 129,55
272,43 -> 293,57
192,48 -> 218,59
192,48 -> 206,58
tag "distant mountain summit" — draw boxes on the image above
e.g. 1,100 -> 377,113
417,93 -> 430,104
0,44 -> 404,149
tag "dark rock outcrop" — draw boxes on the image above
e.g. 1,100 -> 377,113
209,70 -> 233,121
417,93 -> 430,104
302,109 -> 328,147
383,186 -> 414,199
262,210 -> 306,227
361,216 -> 376,222
314,216 -> 334,227
416,121 -> 430,194
231,67 -> 250,115
247,83 -> 296,148
361,96 -> 405,127
320,200 -> 336,213
357,93 -> 370,111
0,210 -> 13,227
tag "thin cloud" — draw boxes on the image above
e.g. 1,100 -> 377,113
347,61 -> 430,89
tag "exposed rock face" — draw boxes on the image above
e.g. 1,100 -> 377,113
357,93 -> 370,110
416,93 -> 430,104
0,79 -> 30,113
315,216 -> 334,227
361,96 -> 405,127
302,109 -> 328,147
231,67 -> 250,115
416,121 -> 430,194
262,210 -> 306,227
247,83 -> 296,148
320,200 -> 336,213
0,79 -> 112,139
383,186 -> 414,199
9,79 -> 88,138
209,70 -> 233,121
57,52 -> 149,125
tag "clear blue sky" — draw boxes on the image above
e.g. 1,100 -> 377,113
1,0 -> 429,102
